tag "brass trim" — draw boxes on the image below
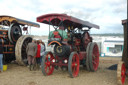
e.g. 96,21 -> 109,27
0,17 -> 16,22
0,16 -> 40,27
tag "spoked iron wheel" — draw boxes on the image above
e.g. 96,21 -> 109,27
86,42 -> 99,71
117,61 -> 126,85
68,52 -> 79,78
41,52 -> 54,76
15,35 -> 33,65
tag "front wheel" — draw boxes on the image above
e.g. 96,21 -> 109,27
68,52 -> 79,78
41,52 -> 54,76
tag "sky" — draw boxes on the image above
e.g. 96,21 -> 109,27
0,0 -> 127,35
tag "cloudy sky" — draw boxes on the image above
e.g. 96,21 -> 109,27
0,0 -> 127,35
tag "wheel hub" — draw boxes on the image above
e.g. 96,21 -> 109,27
68,52 -> 79,78
47,62 -> 51,66
72,63 -> 77,67
121,70 -> 125,76
93,55 -> 96,58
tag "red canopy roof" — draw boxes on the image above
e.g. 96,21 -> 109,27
37,13 -> 99,29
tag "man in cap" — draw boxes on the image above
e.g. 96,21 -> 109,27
26,39 -> 37,71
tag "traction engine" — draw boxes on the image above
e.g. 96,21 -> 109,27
37,13 -> 100,77
117,19 -> 127,85
0,16 -> 39,65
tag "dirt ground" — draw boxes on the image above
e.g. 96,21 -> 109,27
0,57 -> 128,85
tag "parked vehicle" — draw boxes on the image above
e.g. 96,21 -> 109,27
37,13 -> 100,77
117,19 -> 127,85
0,16 -> 40,65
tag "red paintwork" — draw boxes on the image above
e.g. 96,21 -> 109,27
53,31 -> 62,39
52,56 -> 68,66
75,39 -> 81,46
0,30 -> 8,38
52,63 -> 68,66
44,52 -> 54,75
71,53 -> 79,77
23,27 -> 28,31
121,63 -> 126,85
53,31 -> 59,35
50,52 -> 86,67
78,52 -> 86,60
37,13 -> 99,29
92,44 -> 99,71
38,13 -> 100,77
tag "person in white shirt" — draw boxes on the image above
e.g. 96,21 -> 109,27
39,41 -> 46,64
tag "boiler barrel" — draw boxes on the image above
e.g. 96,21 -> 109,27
54,45 -> 71,57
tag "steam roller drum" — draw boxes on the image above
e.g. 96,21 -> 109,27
54,45 -> 70,57
8,24 -> 22,44
15,35 -> 33,65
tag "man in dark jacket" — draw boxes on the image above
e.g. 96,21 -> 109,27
26,39 -> 37,71
0,45 -> 3,72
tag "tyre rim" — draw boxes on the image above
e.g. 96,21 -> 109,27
44,53 -> 54,75
121,63 -> 126,84
92,44 -> 99,71
72,53 -> 79,77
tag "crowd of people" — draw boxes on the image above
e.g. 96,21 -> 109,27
26,39 -> 45,71
0,39 -> 46,72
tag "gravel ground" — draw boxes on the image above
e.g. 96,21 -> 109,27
0,57 -> 128,85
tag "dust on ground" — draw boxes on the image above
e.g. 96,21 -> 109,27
0,57 -> 128,85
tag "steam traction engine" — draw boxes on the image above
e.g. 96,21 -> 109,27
37,13 -> 100,77
0,16 -> 40,65
117,19 -> 128,85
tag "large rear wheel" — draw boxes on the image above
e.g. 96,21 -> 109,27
86,42 -> 99,71
86,42 -> 91,71
15,35 -> 33,65
68,52 -> 79,78
117,61 -> 126,85
41,52 -> 54,76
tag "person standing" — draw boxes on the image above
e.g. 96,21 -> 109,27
26,39 -> 37,71
40,41 -> 46,64
35,40 -> 41,70
0,45 -> 3,72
